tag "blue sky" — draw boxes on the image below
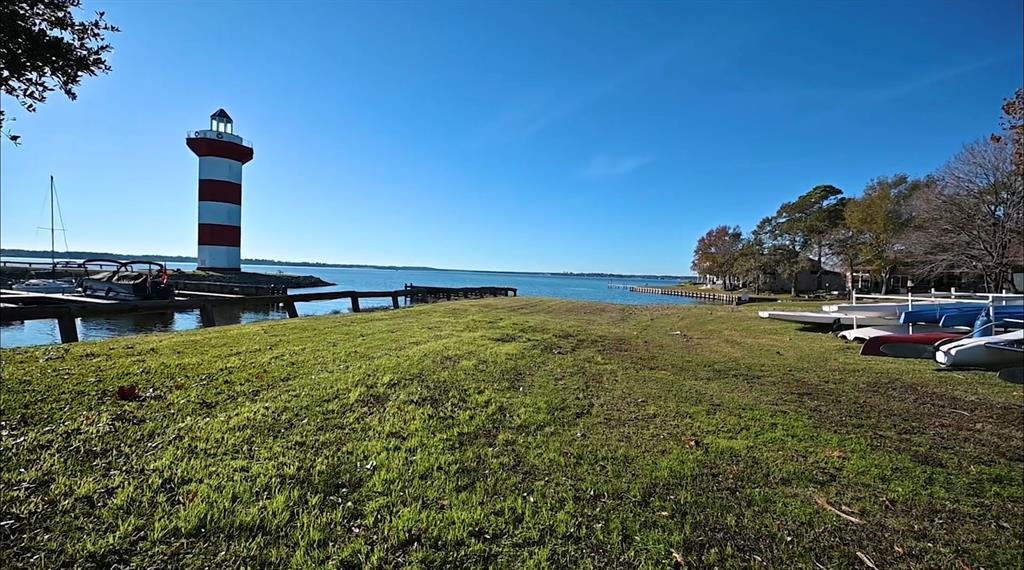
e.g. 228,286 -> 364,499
1,0 -> 1021,274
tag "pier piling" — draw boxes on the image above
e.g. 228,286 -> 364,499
57,316 -> 78,343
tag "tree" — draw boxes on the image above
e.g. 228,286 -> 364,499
991,87 -> 1023,175
763,186 -> 845,294
907,139 -> 1023,292
691,225 -> 743,288
770,185 -> 843,288
746,215 -> 800,295
822,213 -> 867,295
0,0 -> 119,144
732,230 -> 777,294
844,174 -> 919,294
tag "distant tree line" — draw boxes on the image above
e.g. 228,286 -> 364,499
691,89 -> 1024,295
0,249 -> 688,280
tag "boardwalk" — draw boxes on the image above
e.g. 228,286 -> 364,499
0,283 -> 517,343
624,285 -> 778,305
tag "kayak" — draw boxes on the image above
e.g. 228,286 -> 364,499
900,305 -> 982,324
934,330 -> 1024,369
939,308 -> 1024,328
838,324 -> 963,342
902,304 -> 1024,325
758,311 -> 896,326
860,332 -> 964,357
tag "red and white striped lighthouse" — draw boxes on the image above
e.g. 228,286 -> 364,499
185,109 -> 254,271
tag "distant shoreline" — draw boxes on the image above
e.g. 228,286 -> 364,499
0,249 -> 693,281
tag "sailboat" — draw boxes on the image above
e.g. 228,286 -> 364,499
11,176 -> 77,294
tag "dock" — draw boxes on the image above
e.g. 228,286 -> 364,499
0,260 -> 332,290
0,283 -> 517,344
624,285 -> 777,305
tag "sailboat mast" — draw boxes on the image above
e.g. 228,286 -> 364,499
50,175 -> 56,278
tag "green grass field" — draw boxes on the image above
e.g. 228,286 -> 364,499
2,298 -> 1021,568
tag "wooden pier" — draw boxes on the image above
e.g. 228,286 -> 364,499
624,285 -> 776,305
0,283 -> 517,344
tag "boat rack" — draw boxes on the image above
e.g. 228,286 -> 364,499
0,283 -> 517,344
846,290 -> 1024,333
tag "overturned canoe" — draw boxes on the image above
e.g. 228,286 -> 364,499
861,332 -> 964,357
938,307 -> 1024,328
901,304 -> 1024,325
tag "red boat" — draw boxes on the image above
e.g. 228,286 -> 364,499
860,332 -> 964,357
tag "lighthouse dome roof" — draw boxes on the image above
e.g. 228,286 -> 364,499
210,108 -> 233,122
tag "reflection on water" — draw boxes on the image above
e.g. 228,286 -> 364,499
1,262 -> 697,347
207,303 -> 288,327
79,311 -> 178,338
0,306 -> 293,349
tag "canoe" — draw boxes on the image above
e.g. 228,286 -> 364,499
934,330 -> 1024,369
860,332 -> 964,357
758,311 -> 896,326
939,308 -> 1024,328
901,304 -> 1024,325
900,305 -> 982,324
837,324 -> 962,342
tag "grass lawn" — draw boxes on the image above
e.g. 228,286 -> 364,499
2,298 -> 1021,568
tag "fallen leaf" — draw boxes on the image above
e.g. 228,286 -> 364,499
671,549 -> 686,566
824,449 -> 846,460
163,541 -> 184,557
116,385 -> 139,401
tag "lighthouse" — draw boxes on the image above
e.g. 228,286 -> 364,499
186,109 -> 254,271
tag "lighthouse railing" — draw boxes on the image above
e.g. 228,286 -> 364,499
186,130 -> 253,148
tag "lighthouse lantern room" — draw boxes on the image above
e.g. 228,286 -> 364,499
186,109 -> 254,271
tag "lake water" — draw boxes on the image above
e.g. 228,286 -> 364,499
0,261 -> 698,348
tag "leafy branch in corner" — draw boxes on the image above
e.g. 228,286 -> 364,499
0,0 -> 120,144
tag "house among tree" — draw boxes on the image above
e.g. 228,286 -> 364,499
699,258 -> 846,294
847,264 -> 1024,295
846,267 -> 912,294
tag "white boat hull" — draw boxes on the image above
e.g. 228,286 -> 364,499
837,324 -> 962,342
822,301 -> 969,316
11,279 -> 76,294
758,311 -> 896,326
935,331 -> 1024,369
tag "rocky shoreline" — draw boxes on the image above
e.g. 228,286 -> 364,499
167,269 -> 333,289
